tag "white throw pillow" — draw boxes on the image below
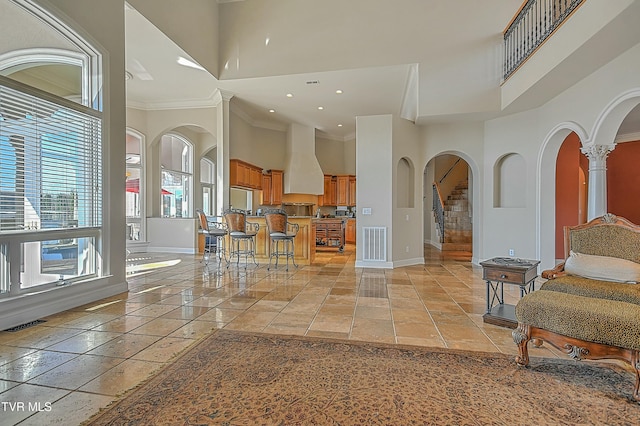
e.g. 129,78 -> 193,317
564,250 -> 640,284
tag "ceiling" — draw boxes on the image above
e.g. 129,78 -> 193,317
124,1 -> 523,140
124,0 -> 640,141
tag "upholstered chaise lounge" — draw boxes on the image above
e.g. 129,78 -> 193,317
513,214 -> 640,401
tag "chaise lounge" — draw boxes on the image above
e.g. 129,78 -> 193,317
513,213 -> 640,400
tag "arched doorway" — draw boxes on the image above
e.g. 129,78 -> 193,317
424,154 -> 472,261
554,132 -> 588,262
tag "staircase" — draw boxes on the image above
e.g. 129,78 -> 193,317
441,180 -> 472,253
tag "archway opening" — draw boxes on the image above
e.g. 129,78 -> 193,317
554,132 -> 588,261
424,154 -> 472,261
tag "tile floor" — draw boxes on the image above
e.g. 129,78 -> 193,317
0,245 -> 562,425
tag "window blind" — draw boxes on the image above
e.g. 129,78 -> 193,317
0,80 -> 102,232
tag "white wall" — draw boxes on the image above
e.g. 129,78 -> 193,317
421,122 -> 485,263
391,116 -> 423,267
490,44 -> 640,269
344,139 -> 356,175
423,160 -> 436,246
484,110 -> 540,263
146,218 -> 197,253
315,135 -> 355,175
229,110 -> 288,170
355,115 -> 393,267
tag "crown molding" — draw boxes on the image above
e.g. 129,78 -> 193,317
230,102 -> 287,132
615,131 -> 640,143
126,88 -> 223,111
315,129 -> 355,142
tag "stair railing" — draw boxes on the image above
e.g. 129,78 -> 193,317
438,158 -> 461,184
503,0 -> 584,81
432,182 -> 445,243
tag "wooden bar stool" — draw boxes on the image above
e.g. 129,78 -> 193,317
264,209 -> 299,271
196,210 -> 227,271
223,209 -> 259,269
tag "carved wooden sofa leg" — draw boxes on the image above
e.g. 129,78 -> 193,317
512,323 -> 530,367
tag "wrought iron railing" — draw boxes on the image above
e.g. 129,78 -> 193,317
503,0 -> 585,81
432,183 -> 445,244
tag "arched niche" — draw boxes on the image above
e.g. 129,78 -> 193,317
494,153 -> 526,208
397,157 -> 414,208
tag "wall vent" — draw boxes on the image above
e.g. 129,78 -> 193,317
4,319 -> 46,332
362,227 -> 387,261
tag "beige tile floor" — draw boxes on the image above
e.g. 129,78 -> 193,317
0,245 -> 562,425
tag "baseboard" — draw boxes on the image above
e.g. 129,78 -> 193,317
427,240 -> 442,250
0,277 -> 128,331
392,257 -> 425,268
126,240 -> 149,253
147,247 -> 196,254
355,260 -> 394,269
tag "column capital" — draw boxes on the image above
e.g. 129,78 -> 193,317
580,144 -> 616,162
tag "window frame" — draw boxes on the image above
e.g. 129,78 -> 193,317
160,134 -> 193,218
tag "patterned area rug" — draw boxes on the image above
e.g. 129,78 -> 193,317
86,330 -> 639,425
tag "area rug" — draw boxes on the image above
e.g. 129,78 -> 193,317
86,330 -> 639,425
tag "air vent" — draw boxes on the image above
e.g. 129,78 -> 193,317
4,319 -> 46,332
306,80 -> 320,85
362,227 -> 387,262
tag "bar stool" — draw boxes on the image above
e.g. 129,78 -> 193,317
223,209 -> 259,268
264,209 -> 299,271
196,210 -> 227,270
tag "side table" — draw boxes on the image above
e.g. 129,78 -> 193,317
479,257 -> 540,328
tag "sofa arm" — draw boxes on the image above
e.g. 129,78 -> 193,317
542,262 -> 566,279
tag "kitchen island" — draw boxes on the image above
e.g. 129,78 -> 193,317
312,218 -> 346,252
243,216 -> 315,266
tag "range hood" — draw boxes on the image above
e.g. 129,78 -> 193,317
283,123 -> 324,195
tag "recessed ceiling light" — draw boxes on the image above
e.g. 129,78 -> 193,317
338,124 -> 343,127
265,37 -> 270,46
336,89 -> 343,94
269,109 -> 275,113
286,93 -> 293,98
317,106 -> 324,110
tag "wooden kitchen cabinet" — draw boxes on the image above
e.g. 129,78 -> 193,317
329,178 -> 337,205
318,174 -> 354,206
261,173 -> 272,205
271,170 -> 283,205
230,159 -> 263,190
348,176 -> 356,206
336,175 -> 349,206
250,168 -> 262,188
318,175 -> 333,206
345,218 -> 356,244
260,169 -> 283,205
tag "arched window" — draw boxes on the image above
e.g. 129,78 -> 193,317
160,134 -> 193,218
200,157 -> 216,216
0,1 -> 103,294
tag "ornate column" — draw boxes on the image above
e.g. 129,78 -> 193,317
213,89 -> 233,216
580,144 -> 615,221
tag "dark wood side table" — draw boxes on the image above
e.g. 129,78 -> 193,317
479,257 -> 540,328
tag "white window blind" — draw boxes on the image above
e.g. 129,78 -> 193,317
0,78 -> 102,233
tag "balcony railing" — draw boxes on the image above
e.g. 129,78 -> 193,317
503,0 -> 585,81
